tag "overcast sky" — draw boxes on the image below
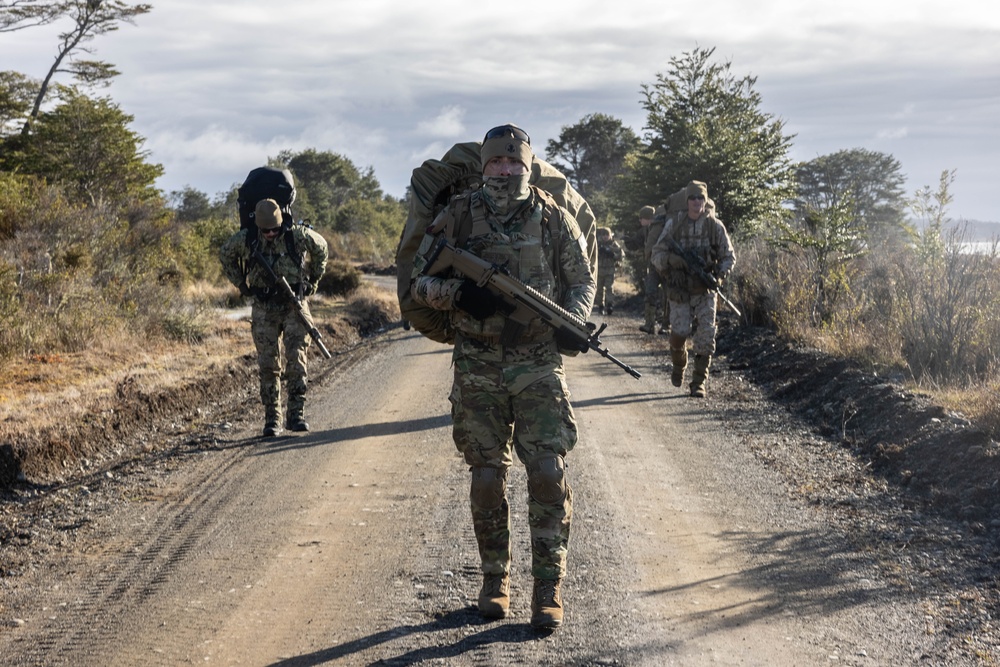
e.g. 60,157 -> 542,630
3,0 -> 998,222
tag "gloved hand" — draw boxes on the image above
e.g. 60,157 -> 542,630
303,282 -> 318,297
454,280 -> 499,320
555,329 -> 589,354
238,283 -> 252,298
667,252 -> 687,269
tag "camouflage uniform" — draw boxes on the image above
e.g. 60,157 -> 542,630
595,229 -> 624,314
219,221 -> 328,429
639,209 -> 669,333
651,181 -> 735,396
411,184 -> 595,584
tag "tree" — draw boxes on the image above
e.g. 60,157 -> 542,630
0,70 -> 38,135
0,0 -> 63,32
793,148 -> 908,248
19,0 -> 152,134
545,113 -> 639,222
628,47 -> 796,236
2,89 -> 162,206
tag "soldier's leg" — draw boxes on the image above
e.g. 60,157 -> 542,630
606,272 -> 615,314
689,293 -> 719,398
251,305 -> 283,435
668,300 -> 693,388
283,306 -> 311,431
640,266 -> 659,333
449,356 -> 515,578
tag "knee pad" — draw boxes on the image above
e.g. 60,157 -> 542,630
527,454 -> 567,505
470,467 -> 508,511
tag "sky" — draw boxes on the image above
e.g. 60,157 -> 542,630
3,0 -> 999,222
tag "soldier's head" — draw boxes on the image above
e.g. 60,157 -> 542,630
598,227 -> 612,241
481,124 -> 532,176
639,205 -> 655,227
255,199 -> 283,239
686,181 -> 708,219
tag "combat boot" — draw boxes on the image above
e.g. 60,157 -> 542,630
531,578 -> 564,629
478,573 -> 511,619
690,354 -> 712,398
606,303 -> 613,315
263,406 -> 282,437
287,398 -> 309,432
639,305 -> 656,334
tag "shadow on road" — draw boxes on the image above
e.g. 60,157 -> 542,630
266,607 -> 540,666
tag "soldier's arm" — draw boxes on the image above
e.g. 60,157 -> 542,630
557,210 -> 596,319
218,230 -> 250,289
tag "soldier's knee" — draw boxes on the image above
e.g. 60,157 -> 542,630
527,454 -> 567,505
470,466 -> 508,511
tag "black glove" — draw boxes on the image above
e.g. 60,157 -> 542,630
454,280 -> 499,320
238,283 -> 252,298
555,329 -> 589,353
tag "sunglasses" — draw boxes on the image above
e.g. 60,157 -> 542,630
483,124 -> 530,146
688,195 -> 706,201
261,227 -> 281,236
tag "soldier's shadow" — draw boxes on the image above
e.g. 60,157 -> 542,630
265,607 -> 538,666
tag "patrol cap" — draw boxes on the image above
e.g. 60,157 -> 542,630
639,205 -> 656,219
255,198 -> 282,230
481,123 -> 533,171
687,181 -> 709,200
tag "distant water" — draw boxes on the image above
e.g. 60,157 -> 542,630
960,240 -> 999,254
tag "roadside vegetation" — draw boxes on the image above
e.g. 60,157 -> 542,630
1,4 -> 997,460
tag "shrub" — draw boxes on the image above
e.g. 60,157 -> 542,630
318,259 -> 362,297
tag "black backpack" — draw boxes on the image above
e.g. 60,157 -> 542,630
236,166 -> 303,269
237,166 -> 296,231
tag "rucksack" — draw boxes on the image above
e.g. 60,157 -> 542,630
237,166 -> 296,230
236,165 -> 303,269
396,141 -> 597,345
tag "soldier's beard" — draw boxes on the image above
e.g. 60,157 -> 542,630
482,173 -> 531,216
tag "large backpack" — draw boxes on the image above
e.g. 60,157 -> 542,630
396,141 -> 598,345
237,166 -> 296,231
236,166 -> 303,270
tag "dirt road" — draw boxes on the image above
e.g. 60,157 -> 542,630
2,322 -> 942,665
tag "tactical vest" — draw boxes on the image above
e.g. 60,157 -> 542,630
434,186 -> 564,344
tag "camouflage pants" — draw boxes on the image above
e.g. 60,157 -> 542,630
449,336 -> 576,580
668,292 -> 718,356
251,301 -> 311,422
595,271 -> 615,309
643,264 -> 669,324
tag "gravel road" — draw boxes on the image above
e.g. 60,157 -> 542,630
0,316 -> 980,665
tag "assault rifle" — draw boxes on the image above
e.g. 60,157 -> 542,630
420,235 -> 641,379
663,237 -> 742,317
251,248 -> 332,359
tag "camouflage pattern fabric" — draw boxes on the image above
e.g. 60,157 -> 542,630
251,301 -> 311,421
595,237 -> 624,310
411,181 -> 594,581
219,225 -> 329,422
450,337 -> 576,580
668,292 -> 719,356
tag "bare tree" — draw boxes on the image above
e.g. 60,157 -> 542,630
19,0 -> 151,134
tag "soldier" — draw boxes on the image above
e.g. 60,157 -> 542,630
219,199 -> 329,436
651,181 -> 735,398
594,227 -> 624,315
409,123 -> 595,630
637,205 -> 669,334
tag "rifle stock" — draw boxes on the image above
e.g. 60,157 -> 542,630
251,248 -> 333,359
422,235 -> 641,379
665,238 -> 741,317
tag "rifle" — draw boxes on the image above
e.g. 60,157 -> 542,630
251,248 -> 333,359
420,235 -> 641,379
663,237 -> 742,317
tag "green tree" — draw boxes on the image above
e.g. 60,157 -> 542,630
0,70 -> 37,135
793,148 -> 908,248
628,47 -> 796,236
1,89 -> 163,206
16,0 -> 152,134
276,149 -> 371,228
545,113 -> 639,222
0,0 -> 63,32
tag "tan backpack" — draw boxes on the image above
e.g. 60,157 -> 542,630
395,141 -> 597,344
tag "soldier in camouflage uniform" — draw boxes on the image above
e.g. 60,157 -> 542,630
594,227 -> 624,315
637,205 -> 669,334
651,181 -> 735,398
219,199 -> 329,436
409,124 -> 595,630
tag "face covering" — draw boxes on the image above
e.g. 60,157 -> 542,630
482,173 -> 531,217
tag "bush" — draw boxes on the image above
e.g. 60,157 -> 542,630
318,259 -> 362,296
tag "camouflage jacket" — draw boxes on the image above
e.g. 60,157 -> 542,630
219,225 -> 329,306
650,210 -> 735,301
